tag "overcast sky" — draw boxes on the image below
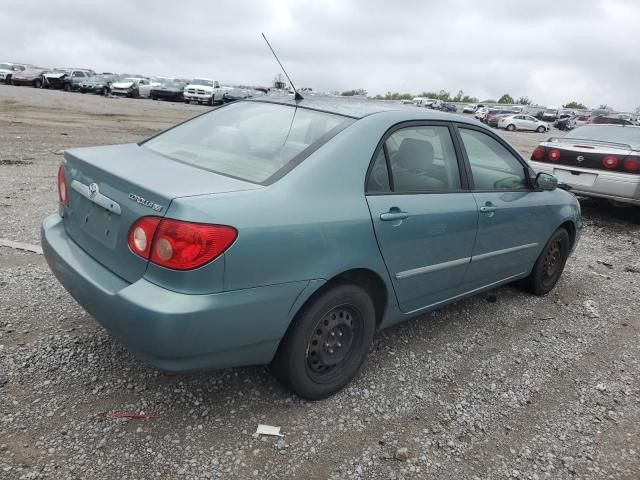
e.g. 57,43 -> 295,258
2,0 -> 639,110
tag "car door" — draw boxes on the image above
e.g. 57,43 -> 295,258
455,126 -> 552,288
366,123 -> 478,313
522,115 -> 538,131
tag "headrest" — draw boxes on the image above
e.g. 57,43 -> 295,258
395,138 -> 434,172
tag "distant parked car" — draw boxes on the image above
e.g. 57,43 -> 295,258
589,116 -> 633,126
139,78 -> 171,98
222,87 -> 267,103
463,104 -> 478,113
499,114 -> 550,132
150,80 -> 189,102
530,124 -> 640,205
79,74 -> 120,95
440,103 -> 457,113
0,62 -> 26,84
541,109 -> 560,122
184,78 -> 220,105
11,67 -> 48,88
110,77 -> 149,98
484,109 -> 518,125
44,69 -> 93,91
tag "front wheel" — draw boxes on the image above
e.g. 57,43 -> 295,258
523,228 -> 570,296
33,79 -> 42,88
536,126 -> 546,133
506,124 -> 516,131
271,283 -> 376,400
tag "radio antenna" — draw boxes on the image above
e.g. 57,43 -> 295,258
261,32 -> 303,101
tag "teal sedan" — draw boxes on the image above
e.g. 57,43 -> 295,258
42,97 -> 581,399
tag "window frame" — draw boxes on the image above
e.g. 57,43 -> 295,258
364,121 -> 471,195
452,123 -> 535,193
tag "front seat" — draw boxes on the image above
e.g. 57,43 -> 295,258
393,138 -> 446,191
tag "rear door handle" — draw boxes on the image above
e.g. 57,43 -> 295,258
380,211 -> 409,221
479,205 -> 497,213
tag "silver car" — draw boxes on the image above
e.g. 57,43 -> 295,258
498,114 -> 550,132
530,125 -> 640,205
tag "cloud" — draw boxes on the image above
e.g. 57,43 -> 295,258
1,0 -> 638,110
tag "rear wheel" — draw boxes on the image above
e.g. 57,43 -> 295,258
271,283 -> 376,400
5,75 -> 11,85
536,125 -> 546,133
523,228 -> 570,296
63,83 -> 72,92
33,78 -> 42,88
506,124 -> 516,131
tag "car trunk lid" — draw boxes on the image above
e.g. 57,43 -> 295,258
62,143 -> 259,283
535,139 -> 634,172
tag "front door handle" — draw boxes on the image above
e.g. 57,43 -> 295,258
479,205 -> 497,213
380,211 -> 409,221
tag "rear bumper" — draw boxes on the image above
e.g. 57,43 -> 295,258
41,214 -> 312,371
531,161 -> 640,205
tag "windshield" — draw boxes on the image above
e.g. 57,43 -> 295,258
564,126 -> 640,149
143,101 -> 352,184
192,79 -> 214,87
0,63 -> 12,70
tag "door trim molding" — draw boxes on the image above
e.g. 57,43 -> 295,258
395,256 -> 471,280
471,242 -> 538,262
394,242 -> 538,280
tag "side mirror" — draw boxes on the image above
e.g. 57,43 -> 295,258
535,172 -> 558,191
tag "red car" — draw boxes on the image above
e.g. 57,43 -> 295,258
11,67 -> 47,88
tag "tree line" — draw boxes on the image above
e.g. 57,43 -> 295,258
339,90 -> 626,111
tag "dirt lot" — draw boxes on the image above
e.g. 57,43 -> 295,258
1,85 -> 639,480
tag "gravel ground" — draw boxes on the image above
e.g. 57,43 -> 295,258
1,85 -> 639,480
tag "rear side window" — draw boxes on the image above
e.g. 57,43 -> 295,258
368,126 -> 461,193
143,102 -> 351,184
459,128 -> 527,191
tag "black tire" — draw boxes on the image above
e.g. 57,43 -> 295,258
523,228 -> 570,296
63,83 -> 72,92
506,124 -> 516,131
33,78 -> 42,89
5,75 -> 11,85
536,126 -> 546,133
271,283 -> 376,400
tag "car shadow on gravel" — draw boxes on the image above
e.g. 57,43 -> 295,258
579,197 -> 640,226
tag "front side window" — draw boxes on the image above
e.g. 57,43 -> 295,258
385,126 -> 462,192
143,102 -> 351,184
459,128 -> 527,191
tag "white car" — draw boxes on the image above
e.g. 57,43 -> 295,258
183,78 -> 220,105
139,77 -> 173,98
463,104 -> 477,113
498,114 -> 550,132
0,62 -> 26,84
474,106 -> 490,119
110,77 -> 149,97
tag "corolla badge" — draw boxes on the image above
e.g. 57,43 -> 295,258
128,193 -> 163,212
576,155 -> 585,163
88,182 -> 99,198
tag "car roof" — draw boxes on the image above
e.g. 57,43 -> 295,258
250,95 -> 480,122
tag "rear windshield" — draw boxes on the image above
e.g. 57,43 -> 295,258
142,101 -> 352,184
564,126 -> 640,149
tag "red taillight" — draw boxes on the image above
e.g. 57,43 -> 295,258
623,156 -> 640,172
532,147 -> 546,161
548,149 -> 561,162
128,217 -> 237,270
602,155 -> 619,169
57,165 -> 69,207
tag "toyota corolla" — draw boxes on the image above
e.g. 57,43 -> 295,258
42,97 -> 581,399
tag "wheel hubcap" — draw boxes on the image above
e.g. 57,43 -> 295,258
307,306 -> 356,373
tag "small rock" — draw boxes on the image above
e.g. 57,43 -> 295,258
394,447 -> 410,461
